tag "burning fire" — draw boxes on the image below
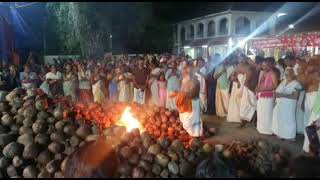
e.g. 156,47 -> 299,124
116,106 -> 145,132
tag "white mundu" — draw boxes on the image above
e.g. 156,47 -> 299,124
272,80 -> 300,139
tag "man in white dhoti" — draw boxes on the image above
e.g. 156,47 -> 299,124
148,60 -> 162,106
272,68 -> 301,141
165,60 -> 181,111
132,58 -> 149,105
213,61 -> 232,118
238,59 -> 258,128
256,58 -> 278,135
178,66 -> 203,138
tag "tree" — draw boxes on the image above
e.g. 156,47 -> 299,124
47,2 -> 112,57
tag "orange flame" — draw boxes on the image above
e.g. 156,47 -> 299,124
116,106 -> 145,132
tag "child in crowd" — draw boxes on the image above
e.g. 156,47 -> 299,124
158,72 -> 167,107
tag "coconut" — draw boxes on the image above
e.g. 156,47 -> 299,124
156,153 -> 170,167
23,143 -> 41,159
158,137 -> 170,149
179,160 -> 191,176
19,126 -> 33,135
0,125 -> 8,134
13,114 -> 24,125
37,169 -> 52,178
132,167 -> 145,178
168,161 -> 179,175
1,114 -> 14,126
0,133 -> 17,147
10,108 -> 18,115
32,121 -> 47,134
0,102 -> 10,112
37,150 -> 53,165
85,134 -> 100,142
141,153 -> 154,163
76,125 -> 92,139
138,160 -> 151,171
0,156 -> 10,169
7,165 -> 18,177
170,140 -> 184,152
63,124 -> 76,136
117,162 -> 132,176
23,165 -> 38,178
23,118 -> 34,127
34,134 -> 50,145
17,134 -> 34,146
35,100 -> 47,111
46,159 -> 60,174
160,169 -> 169,178
48,142 -> 64,154
50,132 -> 66,142
47,117 -> 56,124
120,146 -> 132,159
69,136 -> 80,147
23,106 -> 36,119
10,97 -> 24,109
47,124 -> 55,135
53,105 -> 64,120
148,144 -> 161,155
54,121 -> 66,131
3,142 -> 23,158
152,163 -> 162,175
12,156 -> 23,168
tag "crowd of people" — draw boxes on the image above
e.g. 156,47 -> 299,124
0,50 -> 320,155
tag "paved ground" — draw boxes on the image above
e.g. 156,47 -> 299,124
202,115 -> 304,156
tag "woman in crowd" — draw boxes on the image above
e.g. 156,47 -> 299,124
7,65 -> 20,91
158,72 -> 167,108
272,68 -> 301,141
107,68 -> 118,102
78,63 -> 92,103
256,58 -> 278,135
44,65 -> 63,97
91,66 -> 105,104
63,64 -> 77,101
117,65 -> 132,103
20,64 -> 38,91
165,60 -> 181,111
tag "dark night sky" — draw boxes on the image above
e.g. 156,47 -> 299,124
7,2 -> 320,54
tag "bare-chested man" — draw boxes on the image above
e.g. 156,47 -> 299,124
302,60 -> 320,153
178,65 -> 203,138
236,57 -> 258,128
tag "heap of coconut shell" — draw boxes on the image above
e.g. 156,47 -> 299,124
0,88 -> 292,178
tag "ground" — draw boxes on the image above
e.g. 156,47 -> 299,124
202,115 -> 304,156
